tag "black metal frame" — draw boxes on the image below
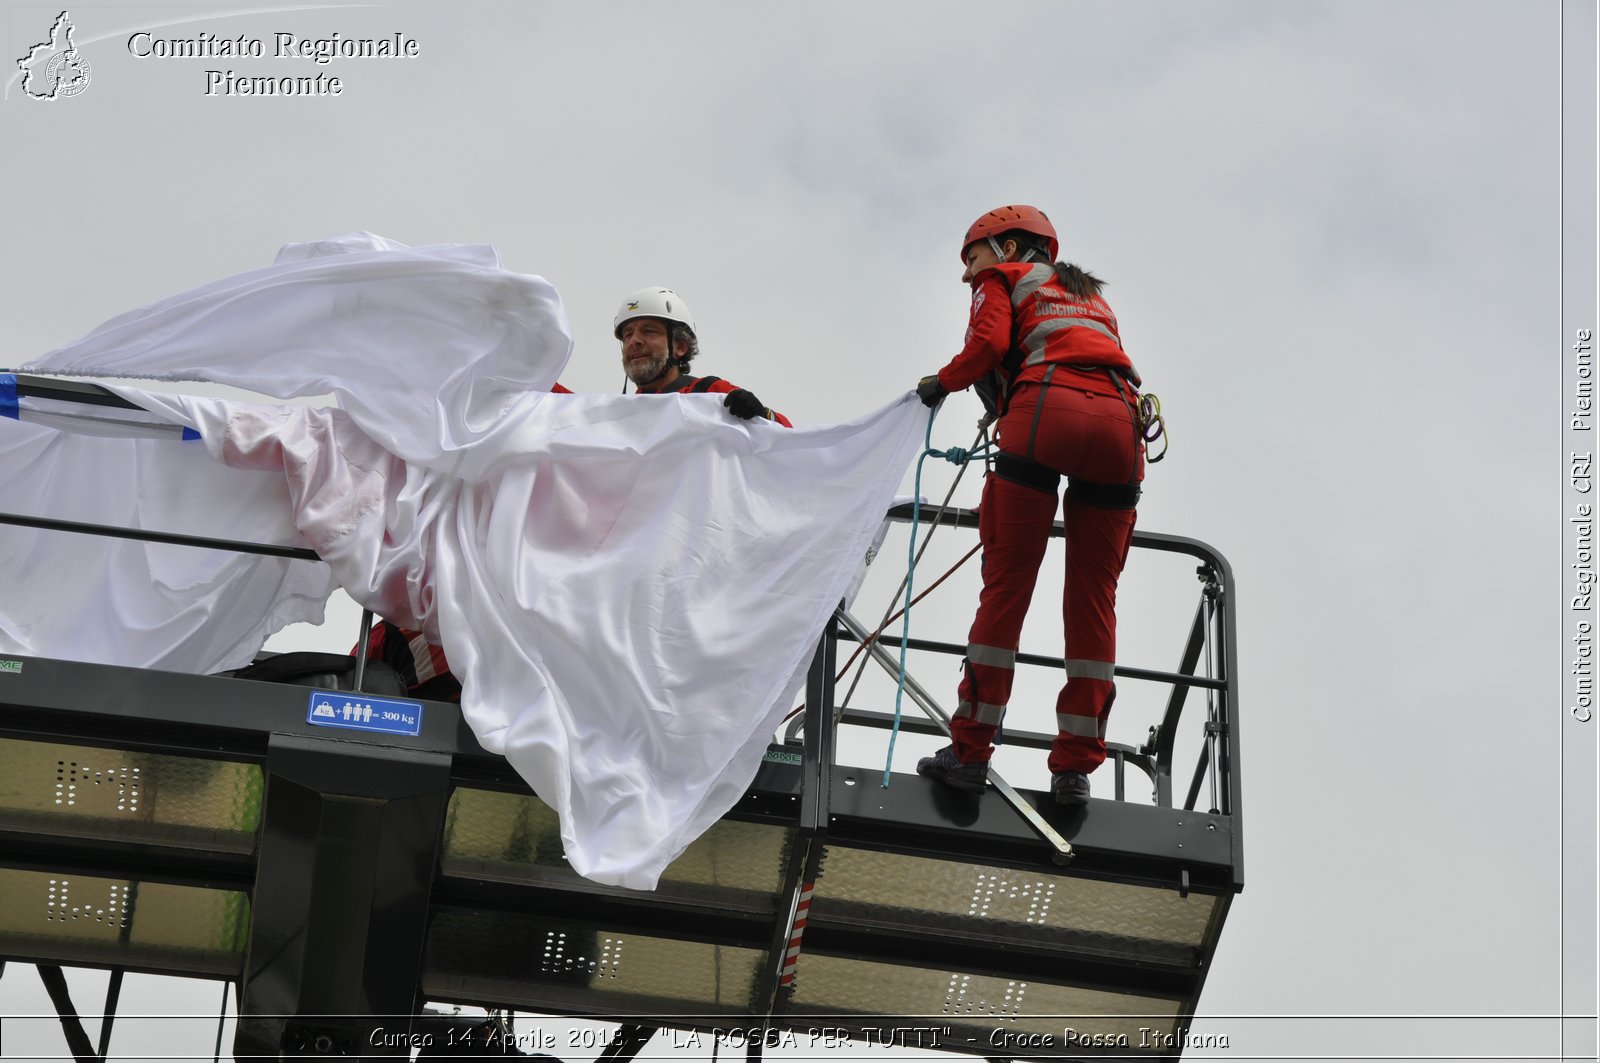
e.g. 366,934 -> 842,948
0,478 -> 1242,1061
878,503 -> 1243,836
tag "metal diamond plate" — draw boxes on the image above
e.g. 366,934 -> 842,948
0,738 -> 262,853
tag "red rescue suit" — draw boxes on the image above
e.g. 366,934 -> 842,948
936,262 -> 1144,775
636,372 -> 794,427
355,621 -> 461,701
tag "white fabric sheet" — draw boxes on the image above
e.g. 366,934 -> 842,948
1,234 -> 927,888
1,231 -> 572,674
133,389 -> 925,888
14,231 -> 573,463
0,399 -> 337,673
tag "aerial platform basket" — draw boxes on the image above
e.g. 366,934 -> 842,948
0,490 -> 1241,1061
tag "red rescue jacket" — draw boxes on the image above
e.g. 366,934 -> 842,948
637,372 -> 793,427
938,262 -> 1138,414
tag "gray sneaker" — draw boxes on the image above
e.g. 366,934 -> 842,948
916,745 -> 988,794
1051,770 -> 1091,805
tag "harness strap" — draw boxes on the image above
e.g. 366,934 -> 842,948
688,375 -> 724,393
992,451 -> 1061,494
1024,364 -> 1057,462
1104,367 -> 1144,490
1065,478 -> 1140,510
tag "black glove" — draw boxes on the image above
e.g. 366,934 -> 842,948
916,374 -> 947,407
724,388 -> 767,420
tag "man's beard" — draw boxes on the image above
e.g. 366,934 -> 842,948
625,351 -> 669,386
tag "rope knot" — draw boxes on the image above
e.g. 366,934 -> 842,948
927,444 -> 988,465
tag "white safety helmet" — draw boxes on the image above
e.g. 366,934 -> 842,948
613,287 -> 697,339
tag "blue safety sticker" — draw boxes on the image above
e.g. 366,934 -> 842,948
306,689 -> 423,737
1,374 -> 16,420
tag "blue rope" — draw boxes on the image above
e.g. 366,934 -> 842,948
881,410 -> 992,787
926,443 -> 992,466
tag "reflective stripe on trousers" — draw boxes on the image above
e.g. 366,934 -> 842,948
954,699 -> 1007,726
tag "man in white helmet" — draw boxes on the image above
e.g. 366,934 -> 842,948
614,287 -> 791,426
354,286 -> 791,695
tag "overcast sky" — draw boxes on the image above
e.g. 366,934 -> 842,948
1,1 -> 1593,1060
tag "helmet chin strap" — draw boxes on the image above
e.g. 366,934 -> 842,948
666,327 -> 692,372
667,338 -> 698,375
986,236 -> 1037,264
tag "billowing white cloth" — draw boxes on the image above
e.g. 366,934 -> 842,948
1,232 -> 572,673
132,389 -> 923,888
1,235 -> 927,888
14,232 -> 573,463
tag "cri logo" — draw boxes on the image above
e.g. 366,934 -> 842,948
17,11 -> 92,101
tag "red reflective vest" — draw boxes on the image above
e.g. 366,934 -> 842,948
938,262 -> 1138,411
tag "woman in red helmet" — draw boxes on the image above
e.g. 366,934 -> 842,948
914,205 -> 1145,806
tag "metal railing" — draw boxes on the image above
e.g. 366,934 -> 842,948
814,502 -> 1240,823
0,492 -> 1239,824
0,495 -> 1240,826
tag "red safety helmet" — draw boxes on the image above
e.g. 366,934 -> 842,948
961,204 -> 1059,263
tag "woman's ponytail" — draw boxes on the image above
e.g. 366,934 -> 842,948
995,229 -> 1108,297
1052,263 -> 1106,299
